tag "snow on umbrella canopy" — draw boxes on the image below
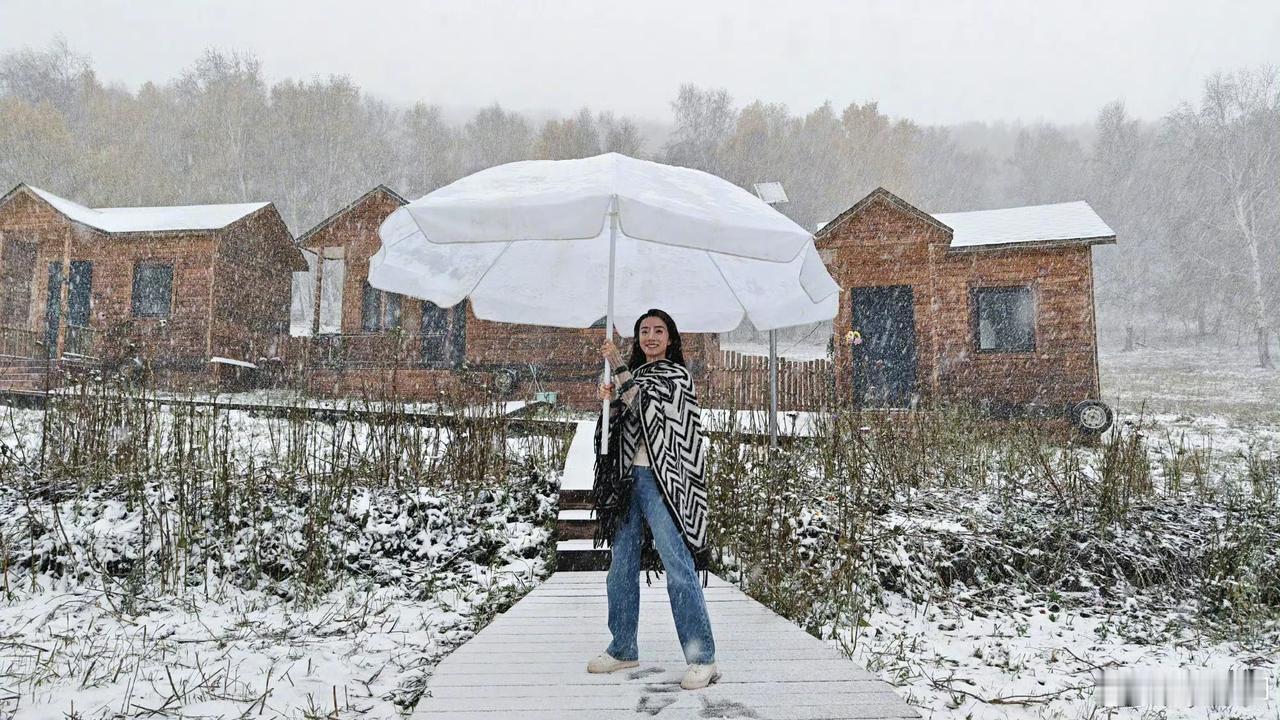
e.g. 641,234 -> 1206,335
368,153 -> 837,334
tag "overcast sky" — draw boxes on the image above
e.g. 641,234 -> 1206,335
2,0 -> 1278,126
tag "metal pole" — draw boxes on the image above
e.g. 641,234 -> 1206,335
769,329 -> 778,449
601,195 -> 619,454
753,185 -> 781,451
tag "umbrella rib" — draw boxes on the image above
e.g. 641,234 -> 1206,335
380,227 -> 422,252
459,241 -> 516,303
705,251 -> 751,326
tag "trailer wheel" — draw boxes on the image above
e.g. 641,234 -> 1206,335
1071,400 -> 1113,434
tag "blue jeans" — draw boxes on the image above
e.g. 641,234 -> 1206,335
606,466 -> 716,665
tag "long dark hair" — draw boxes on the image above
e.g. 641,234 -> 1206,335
627,308 -> 685,369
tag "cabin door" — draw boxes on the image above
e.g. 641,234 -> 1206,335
44,261 -> 92,357
851,285 -> 917,408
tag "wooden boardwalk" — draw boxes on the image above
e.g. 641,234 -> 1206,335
413,571 -> 919,719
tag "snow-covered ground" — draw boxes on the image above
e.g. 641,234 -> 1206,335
837,488 -> 1279,720
853,589 -> 1276,720
1099,342 -> 1280,425
0,484 -> 553,718
0,401 -> 560,718
45,386 -> 533,419
0,579 -> 531,718
712,477 -> 1279,720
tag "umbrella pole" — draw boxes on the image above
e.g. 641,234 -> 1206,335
769,329 -> 778,449
601,194 -> 619,454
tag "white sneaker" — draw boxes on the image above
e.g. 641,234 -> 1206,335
680,662 -> 720,690
586,652 -> 640,674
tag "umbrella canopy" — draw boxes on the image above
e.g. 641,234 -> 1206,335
369,153 -> 837,334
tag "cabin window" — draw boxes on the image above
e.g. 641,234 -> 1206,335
131,262 -> 173,318
422,301 -> 464,367
289,250 -> 318,337
316,247 -> 345,334
361,282 -> 402,332
291,247 -> 346,336
972,286 -> 1035,352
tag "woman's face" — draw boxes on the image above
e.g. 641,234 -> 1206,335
637,315 -> 670,362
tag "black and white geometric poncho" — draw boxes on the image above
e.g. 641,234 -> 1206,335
592,359 -> 710,571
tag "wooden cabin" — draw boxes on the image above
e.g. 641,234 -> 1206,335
0,184 -> 304,391
290,186 -> 721,409
814,188 -> 1116,428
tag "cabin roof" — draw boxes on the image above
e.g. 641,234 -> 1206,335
295,185 -> 407,245
933,200 -> 1116,250
21,185 -> 268,234
816,190 -> 1116,251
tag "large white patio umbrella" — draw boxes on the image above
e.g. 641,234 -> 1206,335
368,153 -> 838,448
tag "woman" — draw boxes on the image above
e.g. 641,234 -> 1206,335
585,309 -> 719,690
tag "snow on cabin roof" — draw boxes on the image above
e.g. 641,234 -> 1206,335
932,201 -> 1115,250
27,186 -> 268,234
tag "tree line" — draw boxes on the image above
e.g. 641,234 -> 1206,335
0,40 -> 1276,365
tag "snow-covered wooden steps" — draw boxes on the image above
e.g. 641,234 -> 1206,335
556,420 -> 610,569
412,571 -> 919,720
559,420 -> 598,494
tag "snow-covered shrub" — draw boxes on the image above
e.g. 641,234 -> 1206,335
0,457 -> 557,596
0,383 -> 565,601
701,404 -> 1280,651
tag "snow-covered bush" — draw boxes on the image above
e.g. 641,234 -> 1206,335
701,404 -> 1280,650
0,383 -> 566,598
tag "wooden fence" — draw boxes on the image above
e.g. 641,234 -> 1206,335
704,350 -> 834,410
0,326 -> 39,359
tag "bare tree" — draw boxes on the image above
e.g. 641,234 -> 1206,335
597,111 -> 644,156
400,103 -> 462,197
791,102 -> 851,228
0,36 -> 93,117
1091,102 -> 1156,350
0,97 -> 73,192
1169,68 -> 1280,367
841,101 -> 921,200
1007,124 -> 1089,206
908,126 -> 991,213
172,49 -> 270,203
662,84 -> 734,174
463,103 -> 532,174
532,107 -> 600,160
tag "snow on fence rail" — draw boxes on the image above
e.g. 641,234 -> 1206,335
707,350 -> 834,411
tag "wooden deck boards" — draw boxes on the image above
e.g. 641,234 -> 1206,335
413,571 -> 919,719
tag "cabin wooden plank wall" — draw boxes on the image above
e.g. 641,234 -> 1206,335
816,189 -> 1106,417
211,207 -> 300,368
0,191 -> 68,335
932,246 -> 1100,412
